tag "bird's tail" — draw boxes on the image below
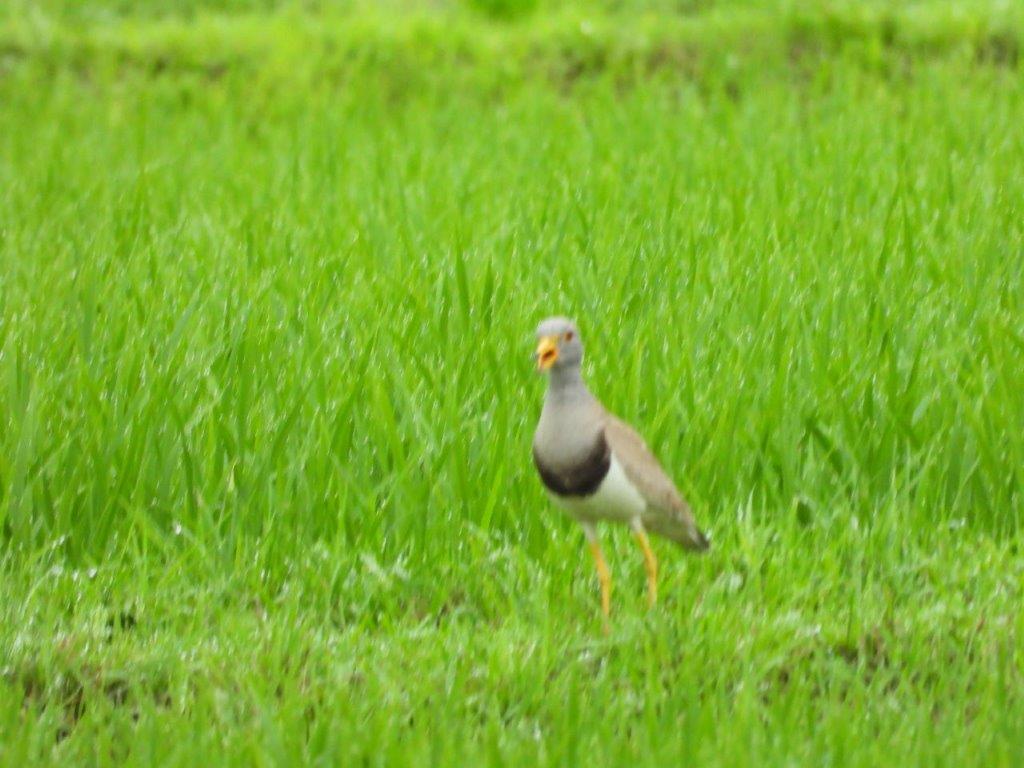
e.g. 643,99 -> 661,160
650,513 -> 710,552
684,525 -> 710,552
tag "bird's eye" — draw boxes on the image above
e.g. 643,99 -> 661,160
564,331 -> 574,342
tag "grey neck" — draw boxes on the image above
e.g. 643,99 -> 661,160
546,364 -> 588,401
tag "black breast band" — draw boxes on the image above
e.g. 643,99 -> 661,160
533,433 -> 611,498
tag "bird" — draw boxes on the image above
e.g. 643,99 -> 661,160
531,316 -> 709,625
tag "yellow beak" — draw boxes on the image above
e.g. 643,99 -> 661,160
536,336 -> 559,371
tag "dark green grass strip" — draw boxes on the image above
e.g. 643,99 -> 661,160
1,2 -> 1021,88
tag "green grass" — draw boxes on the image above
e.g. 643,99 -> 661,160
1,3 -> 1023,765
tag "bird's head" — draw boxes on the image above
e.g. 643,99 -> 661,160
535,316 -> 583,373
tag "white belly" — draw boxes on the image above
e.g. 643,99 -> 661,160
550,454 -> 647,524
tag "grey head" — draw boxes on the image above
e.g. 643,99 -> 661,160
535,316 -> 584,374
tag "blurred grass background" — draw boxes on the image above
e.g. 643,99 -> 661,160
1,0 -> 1022,764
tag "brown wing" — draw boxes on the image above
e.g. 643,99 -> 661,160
603,415 -> 709,551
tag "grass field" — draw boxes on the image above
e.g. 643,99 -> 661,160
1,1 -> 1023,764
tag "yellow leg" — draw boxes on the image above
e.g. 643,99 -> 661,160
633,528 -> 658,608
587,539 -> 612,626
